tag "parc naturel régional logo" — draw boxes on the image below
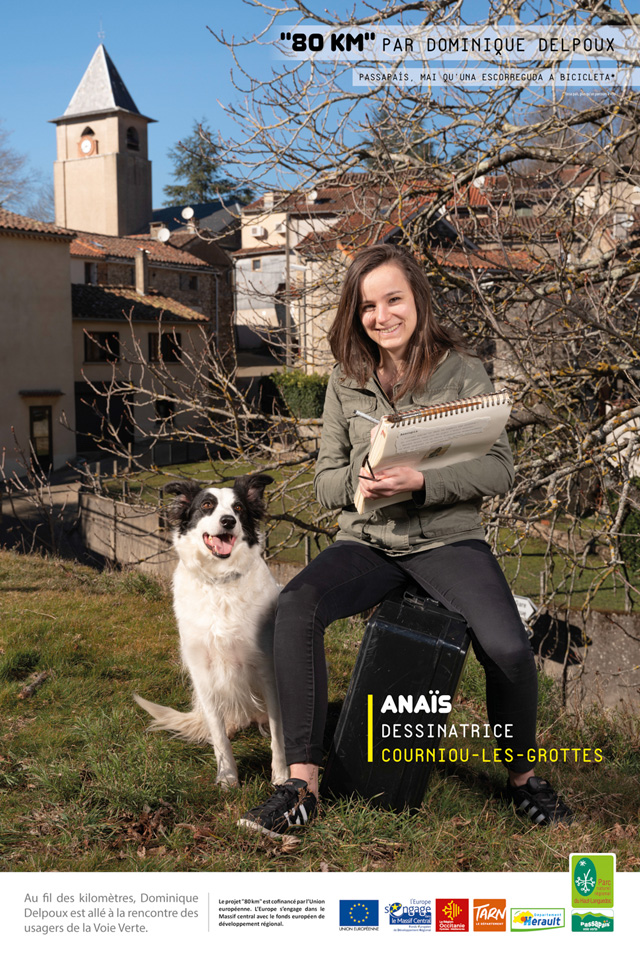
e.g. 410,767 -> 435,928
571,853 -> 615,909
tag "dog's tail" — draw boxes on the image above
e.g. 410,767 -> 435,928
133,693 -> 211,744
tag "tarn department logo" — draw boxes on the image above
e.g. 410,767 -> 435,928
339,900 -> 379,928
473,899 -> 506,932
386,900 -> 432,929
571,853 -> 615,909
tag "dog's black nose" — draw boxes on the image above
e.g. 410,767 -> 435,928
220,514 -> 237,530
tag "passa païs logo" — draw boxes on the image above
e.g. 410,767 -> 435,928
571,853 -> 615,909
339,900 -> 379,929
511,908 -> 565,931
572,910 -> 614,932
386,900 -> 432,929
435,899 -> 469,932
473,899 -> 506,931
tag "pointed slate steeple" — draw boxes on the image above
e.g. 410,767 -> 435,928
63,45 -> 142,118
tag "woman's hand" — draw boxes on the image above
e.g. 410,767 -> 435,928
358,465 -> 425,502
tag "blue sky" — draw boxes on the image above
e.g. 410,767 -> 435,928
1,0 -> 277,209
2,1 -> 638,212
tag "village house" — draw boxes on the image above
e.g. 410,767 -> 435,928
0,211 -> 76,476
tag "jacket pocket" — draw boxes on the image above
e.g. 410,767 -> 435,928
417,500 -> 482,540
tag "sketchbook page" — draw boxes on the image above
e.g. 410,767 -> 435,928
355,393 -> 512,514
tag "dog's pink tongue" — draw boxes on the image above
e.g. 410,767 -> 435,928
212,536 -> 234,556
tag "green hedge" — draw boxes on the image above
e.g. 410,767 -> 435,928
270,368 -> 329,419
609,477 -> 640,573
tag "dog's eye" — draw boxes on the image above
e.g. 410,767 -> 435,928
233,503 -> 243,514
201,501 -> 214,511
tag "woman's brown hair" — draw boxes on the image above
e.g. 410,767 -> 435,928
328,244 -> 468,399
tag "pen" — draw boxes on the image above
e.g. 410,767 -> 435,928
355,410 -> 380,424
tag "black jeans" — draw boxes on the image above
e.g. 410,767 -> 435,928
273,539 -> 537,774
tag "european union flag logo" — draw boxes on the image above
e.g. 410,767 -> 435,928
339,900 -> 379,926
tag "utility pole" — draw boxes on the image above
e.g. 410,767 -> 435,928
284,211 -> 292,365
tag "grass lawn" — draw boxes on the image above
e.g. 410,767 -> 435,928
1,550 -> 639,873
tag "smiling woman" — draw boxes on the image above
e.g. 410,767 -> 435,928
238,244 -> 574,839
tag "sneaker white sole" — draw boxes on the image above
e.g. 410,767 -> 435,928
236,817 -> 303,840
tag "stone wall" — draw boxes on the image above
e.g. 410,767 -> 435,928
79,491 -> 176,580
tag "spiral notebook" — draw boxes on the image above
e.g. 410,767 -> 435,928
354,391 -> 513,514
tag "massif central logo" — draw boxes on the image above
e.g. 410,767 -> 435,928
386,900 -> 432,929
511,908 -> 565,931
435,899 -> 469,932
339,900 -> 379,928
473,899 -> 506,932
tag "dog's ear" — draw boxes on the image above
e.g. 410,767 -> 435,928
163,480 -> 202,528
233,474 -> 273,517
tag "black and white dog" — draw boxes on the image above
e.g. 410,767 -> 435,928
134,475 -> 288,788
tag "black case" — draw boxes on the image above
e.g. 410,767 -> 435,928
321,588 -> 471,812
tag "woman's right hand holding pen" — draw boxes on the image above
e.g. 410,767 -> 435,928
358,457 -> 425,502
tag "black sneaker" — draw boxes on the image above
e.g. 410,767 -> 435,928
237,778 -> 317,839
507,776 -> 574,826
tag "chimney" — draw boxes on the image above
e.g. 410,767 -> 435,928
149,221 -> 167,239
135,248 -> 149,295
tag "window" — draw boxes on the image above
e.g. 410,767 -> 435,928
84,332 -> 120,362
179,273 -> 199,291
81,126 -> 95,137
252,259 -> 261,271
29,406 -> 52,471
126,126 -> 140,151
84,262 -> 98,284
155,397 -> 175,425
149,332 -> 182,363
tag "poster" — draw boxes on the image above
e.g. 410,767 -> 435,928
1,2 -> 638,955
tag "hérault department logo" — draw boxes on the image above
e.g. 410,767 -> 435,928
510,908 -> 565,931
339,900 -> 379,929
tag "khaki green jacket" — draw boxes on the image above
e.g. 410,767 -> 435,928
314,350 -> 514,555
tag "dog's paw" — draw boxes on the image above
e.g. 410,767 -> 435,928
216,777 -> 240,791
271,767 -> 290,786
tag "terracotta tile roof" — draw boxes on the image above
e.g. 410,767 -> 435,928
233,244 -> 286,257
447,212 -> 561,241
71,284 -> 209,323
243,178 -> 387,215
432,247 -> 540,271
70,230 -> 211,267
0,209 -> 75,239
296,211 -> 393,256
161,231 -> 200,249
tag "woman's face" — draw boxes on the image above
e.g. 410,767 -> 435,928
358,262 -> 418,363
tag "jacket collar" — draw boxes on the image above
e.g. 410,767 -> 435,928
336,348 -> 452,391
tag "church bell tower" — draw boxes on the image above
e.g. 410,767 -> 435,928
51,45 -> 155,236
